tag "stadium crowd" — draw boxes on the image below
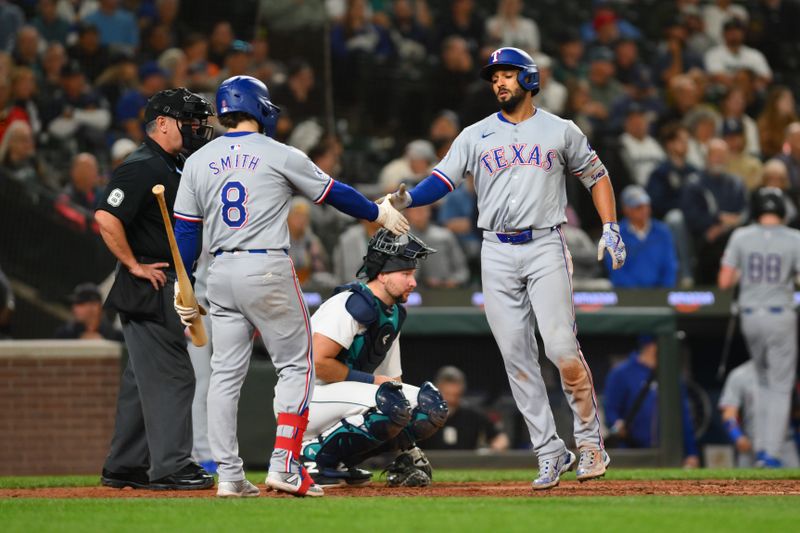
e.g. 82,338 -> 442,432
1,0 -> 800,292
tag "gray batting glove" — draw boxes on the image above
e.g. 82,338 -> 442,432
597,222 -> 626,270
375,195 -> 410,235
388,183 -> 412,210
173,281 -> 206,327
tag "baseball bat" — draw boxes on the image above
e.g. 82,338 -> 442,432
716,300 -> 739,381
152,184 -> 207,347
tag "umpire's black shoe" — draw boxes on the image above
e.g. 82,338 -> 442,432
100,468 -> 150,489
149,463 -> 214,491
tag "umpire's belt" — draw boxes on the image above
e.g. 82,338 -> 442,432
741,306 -> 791,315
213,249 -> 288,257
483,225 -> 559,245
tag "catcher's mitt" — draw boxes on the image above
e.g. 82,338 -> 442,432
383,447 -> 432,487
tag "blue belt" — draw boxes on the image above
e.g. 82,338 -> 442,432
742,306 -> 786,315
490,225 -> 559,245
213,249 -> 269,257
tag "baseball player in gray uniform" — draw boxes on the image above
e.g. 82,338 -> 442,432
300,229 -> 447,488
389,48 -> 626,489
718,187 -> 800,467
172,76 -> 408,498
719,360 -> 800,467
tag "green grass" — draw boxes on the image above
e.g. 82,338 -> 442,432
2,468 -> 799,489
3,496 -> 800,533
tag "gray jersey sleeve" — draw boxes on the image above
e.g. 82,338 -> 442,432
174,158 -> 203,221
721,229 -> 744,269
284,147 -> 333,203
431,130 -> 472,191
564,121 -> 606,190
718,366 -> 747,409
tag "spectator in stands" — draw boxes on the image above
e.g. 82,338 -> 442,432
613,38 -> 651,95
436,0 -> 485,57
54,282 -> 122,341
425,366 -> 509,451
217,39 -> 253,81
287,197 -> 332,288
432,35 -> 474,113
56,0 -> 99,24
55,152 -> 102,233
619,104 -> 665,187
67,21 -> 110,82
776,122 -> 800,203
658,74 -> 705,132
437,172 -> 479,264
10,67 -> 39,136
0,120 -> 50,196
429,109 -> 459,161
95,50 -> 138,111
719,360 -> 800,468
388,0 -> 434,60
702,0 -> 749,45
748,0 -> 800,76
44,61 -> 111,160
207,20 -> 235,70
646,122 -> 700,286
31,0 -> 70,46
378,139 -> 437,191
685,107 -> 720,169
84,0 -> 139,53
532,52 -> 567,116
270,59 -> 320,124
333,218 -> 382,283
682,138 -> 748,284
757,86 -> 798,160
0,95 -> 31,155
653,16 -> 704,87
183,32 -> 218,92
0,260 -> 13,339
0,0 -> 25,52
720,86 -> 760,158
12,26 -> 40,69
584,47 -> 625,140
405,205 -> 469,288
603,336 -> 699,468
581,6 -> 641,47
704,17 -> 772,93
39,42 -> 67,99
140,24 -> 173,63
552,29 -> 587,87
115,62 -> 167,143
485,0 -> 540,52
723,118 -> 763,192
681,4 -> 714,57
152,0 -> 187,51
110,137 -> 136,169
759,158 -> 797,225
607,186 -> 677,288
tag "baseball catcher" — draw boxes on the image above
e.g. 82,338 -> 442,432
300,228 -> 448,487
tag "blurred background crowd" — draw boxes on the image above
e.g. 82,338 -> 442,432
2,0 -> 800,463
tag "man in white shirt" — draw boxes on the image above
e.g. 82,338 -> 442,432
704,17 -> 772,91
619,104 -> 665,187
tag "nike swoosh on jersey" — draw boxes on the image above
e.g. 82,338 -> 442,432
481,132 -> 495,138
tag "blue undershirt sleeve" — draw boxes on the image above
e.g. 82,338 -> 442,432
174,218 -> 202,276
324,180 -> 379,221
409,174 -> 452,207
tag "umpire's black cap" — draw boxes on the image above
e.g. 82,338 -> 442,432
144,87 -> 215,123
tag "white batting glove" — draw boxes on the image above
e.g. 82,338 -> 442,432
388,183 -> 412,210
597,222 -> 626,270
375,195 -> 410,235
173,281 -> 206,327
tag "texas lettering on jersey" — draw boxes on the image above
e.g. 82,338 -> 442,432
479,143 -> 558,175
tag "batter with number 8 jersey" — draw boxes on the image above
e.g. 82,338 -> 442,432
388,48 -> 626,489
719,187 -> 800,467
172,76 -> 408,498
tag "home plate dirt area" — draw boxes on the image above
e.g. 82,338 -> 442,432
2,479 -> 799,498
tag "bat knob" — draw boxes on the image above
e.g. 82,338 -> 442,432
152,184 -> 165,195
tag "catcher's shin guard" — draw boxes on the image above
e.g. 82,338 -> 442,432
396,381 -> 449,450
305,382 -> 412,470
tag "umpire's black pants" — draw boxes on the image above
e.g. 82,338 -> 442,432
103,281 -> 195,481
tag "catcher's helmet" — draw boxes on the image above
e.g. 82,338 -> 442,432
480,47 -> 540,94
358,228 -> 436,281
216,75 -> 280,137
752,187 -> 786,220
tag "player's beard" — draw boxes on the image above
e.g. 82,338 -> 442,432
497,86 -> 527,113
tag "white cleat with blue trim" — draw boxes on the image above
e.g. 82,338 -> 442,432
532,450 -> 576,490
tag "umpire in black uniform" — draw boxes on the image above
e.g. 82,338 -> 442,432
95,88 -> 215,490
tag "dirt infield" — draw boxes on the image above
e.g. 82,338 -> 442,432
2,479 -> 799,498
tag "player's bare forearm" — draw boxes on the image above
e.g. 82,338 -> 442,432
590,176 -> 617,223
720,405 -> 739,422
312,333 -> 350,382
718,265 -> 739,290
95,210 -> 138,270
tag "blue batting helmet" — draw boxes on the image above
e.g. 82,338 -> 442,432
480,47 -> 540,95
216,75 -> 280,137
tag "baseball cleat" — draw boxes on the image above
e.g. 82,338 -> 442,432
217,479 -> 261,498
532,450 -> 576,490
305,463 -> 372,488
755,451 -> 782,468
576,449 -> 610,481
266,470 -> 324,497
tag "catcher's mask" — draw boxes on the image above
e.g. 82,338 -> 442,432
357,228 -> 436,281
